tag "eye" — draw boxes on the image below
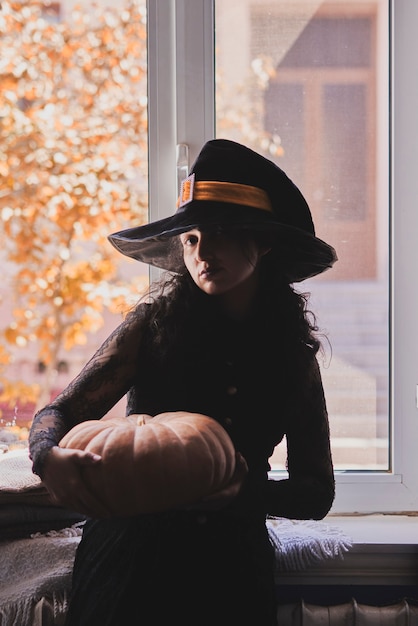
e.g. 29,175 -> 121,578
180,233 -> 198,247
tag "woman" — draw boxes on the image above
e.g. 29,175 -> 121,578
29,139 -> 337,626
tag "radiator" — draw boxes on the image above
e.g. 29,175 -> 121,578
276,599 -> 418,625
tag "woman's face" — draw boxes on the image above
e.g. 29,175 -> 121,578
180,228 -> 270,316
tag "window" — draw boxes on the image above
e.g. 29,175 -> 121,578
148,0 -> 418,514
215,0 -> 389,475
0,0 -> 148,429
2,0 -> 418,515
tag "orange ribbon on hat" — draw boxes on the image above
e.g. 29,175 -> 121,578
177,174 -> 273,213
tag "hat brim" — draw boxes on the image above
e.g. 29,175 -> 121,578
108,209 -> 337,282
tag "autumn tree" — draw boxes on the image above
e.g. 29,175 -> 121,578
0,0 -> 148,414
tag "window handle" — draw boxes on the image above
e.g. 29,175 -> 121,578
176,143 -> 189,195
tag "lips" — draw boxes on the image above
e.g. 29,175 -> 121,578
200,266 -> 221,279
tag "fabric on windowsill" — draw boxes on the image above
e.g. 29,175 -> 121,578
0,448 -> 50,504
0,527 -> 82,626
267,516 -> 353,571
0,449 -> 85,541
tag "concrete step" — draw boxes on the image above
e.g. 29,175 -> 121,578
328,414 -> 388,438
269,436 -> 389,471
327,396 -> 388,418
326,328 -> 388,347
287,281 -> 391,470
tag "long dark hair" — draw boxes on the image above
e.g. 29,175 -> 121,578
140,229 -> 322,360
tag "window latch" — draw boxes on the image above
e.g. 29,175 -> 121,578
176,144 -> 189,196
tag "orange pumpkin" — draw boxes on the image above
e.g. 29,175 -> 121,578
59,411 -> 236,517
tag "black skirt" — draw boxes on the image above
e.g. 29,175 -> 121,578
65,509 -> 278,626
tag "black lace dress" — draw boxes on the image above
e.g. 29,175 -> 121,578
29,301 -> 335,626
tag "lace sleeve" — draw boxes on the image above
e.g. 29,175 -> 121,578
29,303 -> 149,477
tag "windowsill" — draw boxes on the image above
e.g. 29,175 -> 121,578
275,514 -> 418,587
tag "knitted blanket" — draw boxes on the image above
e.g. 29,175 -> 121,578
266,516 -> 353,571
0,526 -> 83,626
0,450 -> 85,541
0,449 -> 50,505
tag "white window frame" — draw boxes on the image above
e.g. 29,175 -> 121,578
147,0 -> 418,514
147,0 -> 214,281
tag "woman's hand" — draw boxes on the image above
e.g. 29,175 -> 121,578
41,446 -> 110,518
187,451 -> 248,511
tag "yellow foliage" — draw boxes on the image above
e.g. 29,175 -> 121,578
4,327 -> 19,345
0,0 -> 148,400
0,346 -> 11,367
0,379 -> 41,408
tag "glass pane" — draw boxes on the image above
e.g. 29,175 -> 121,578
322,84 -> 368,220
278,16 -> 372,67
264,83 -> 305,182
215,0 -> 389,471
0,0 -> 148,448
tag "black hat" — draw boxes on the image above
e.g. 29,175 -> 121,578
108,139 -> 337,282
